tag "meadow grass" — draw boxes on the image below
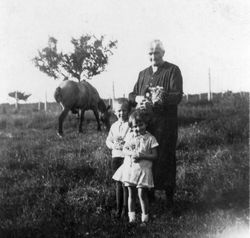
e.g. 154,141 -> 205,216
0,94 -> 249,237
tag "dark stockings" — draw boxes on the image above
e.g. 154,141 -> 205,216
115,181 -> 128,217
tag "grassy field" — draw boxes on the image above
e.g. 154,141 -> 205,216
0,94 -> 249,237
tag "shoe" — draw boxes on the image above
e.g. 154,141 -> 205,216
127,220 -> 137,228
141,214 -> 149,223
140,222 -> 147,227
128,212 -> 136,223
57,132 -> 63,138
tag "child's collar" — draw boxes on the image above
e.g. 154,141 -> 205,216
118,119 -> 128,123
133,131 -> 148,138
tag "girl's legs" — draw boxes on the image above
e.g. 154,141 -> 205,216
121,184 -> 128,218
138,187 -> 149,222
115,181 -> 123,217
128,186 -> 137,222
112,157 -> 124,218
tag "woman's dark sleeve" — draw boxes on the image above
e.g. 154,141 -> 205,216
128,72 -> 141,107
165,66 -> 183,105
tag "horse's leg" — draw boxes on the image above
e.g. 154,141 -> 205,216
58,108 -> 69,137
93,109 -> 101,131
79,109 -> 85,133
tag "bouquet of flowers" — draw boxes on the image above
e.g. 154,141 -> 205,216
146,86 -> 167,105
124,134 -> 141,152
124,137 -> 141,164
113,136 -> 125,150
135,86 -> 167,109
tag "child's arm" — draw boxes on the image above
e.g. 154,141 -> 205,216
106,129 -> 115,150
133,147 -> 158,162
121,132 -> 135,156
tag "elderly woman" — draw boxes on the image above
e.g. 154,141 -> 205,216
129,39 -> 183,207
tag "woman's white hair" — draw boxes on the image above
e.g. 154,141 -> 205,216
149,39 -> 165,53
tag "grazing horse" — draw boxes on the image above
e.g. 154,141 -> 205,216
54,79 -> 111,137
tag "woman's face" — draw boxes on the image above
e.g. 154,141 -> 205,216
148,45 -> 164,67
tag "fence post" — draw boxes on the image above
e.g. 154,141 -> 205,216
108,97 -> 112,108
15,91 -> 18,109
44,91 -> 47,112
112,81 -> 115,100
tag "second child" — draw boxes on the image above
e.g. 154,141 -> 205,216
106,98 -> 130,218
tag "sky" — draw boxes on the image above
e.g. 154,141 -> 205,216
0,0 -> 249,104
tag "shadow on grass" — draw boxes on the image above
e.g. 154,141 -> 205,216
151,186 -> 249,220
172,190 -> 249,219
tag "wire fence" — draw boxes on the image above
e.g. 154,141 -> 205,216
182,91 -> 249,103
1,91 -> 249,114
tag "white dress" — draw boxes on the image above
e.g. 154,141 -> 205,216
112,131 -> 158,188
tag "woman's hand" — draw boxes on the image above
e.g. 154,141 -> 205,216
135,96 -> 149,109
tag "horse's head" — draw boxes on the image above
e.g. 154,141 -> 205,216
100,105 -> 111,131
98,100 -> 111,131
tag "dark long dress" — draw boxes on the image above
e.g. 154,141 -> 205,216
129,61 -> 183,192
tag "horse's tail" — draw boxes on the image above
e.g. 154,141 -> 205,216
54,87 -> 62,103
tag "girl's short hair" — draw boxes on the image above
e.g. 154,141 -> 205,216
128,109 -> 150,128
112,98 -> 130,112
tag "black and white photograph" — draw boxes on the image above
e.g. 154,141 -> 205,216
0,0 -> 249,237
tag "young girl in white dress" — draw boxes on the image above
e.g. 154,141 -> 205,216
112,109 -> 159,224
